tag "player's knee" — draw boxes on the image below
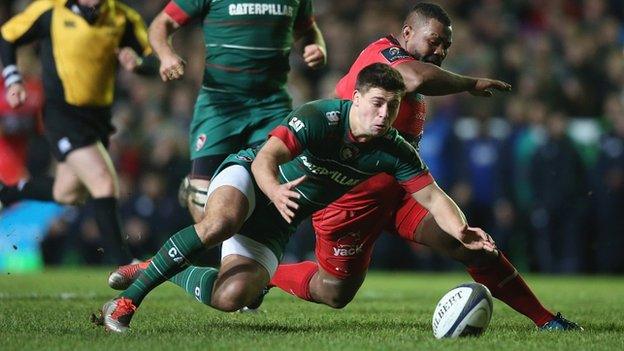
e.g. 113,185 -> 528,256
53,187 -> 86,205
88,172 -> 117,198
319,286 -> 356,309
211,283 -> 252,312
195,216 -> 241,244
324,293 -> 355,309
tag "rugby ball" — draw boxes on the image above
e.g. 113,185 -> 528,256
432,282 -> 493,339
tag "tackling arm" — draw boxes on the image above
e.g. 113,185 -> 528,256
394,60 -> 511,97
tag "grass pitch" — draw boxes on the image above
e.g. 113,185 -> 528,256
0,269 -> 622,351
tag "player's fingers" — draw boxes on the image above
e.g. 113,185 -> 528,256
159,68 -> 169,81
288,175 -> 306,188
496,81 -> 512,90
278,210 -> 292,224
284,199 -> 299,210
285,189 -> 301,200
281,207 -> 295,223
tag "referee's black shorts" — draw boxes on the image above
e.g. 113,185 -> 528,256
42,100 -> 114,161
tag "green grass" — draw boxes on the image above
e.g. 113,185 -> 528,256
0,269 -> 622,351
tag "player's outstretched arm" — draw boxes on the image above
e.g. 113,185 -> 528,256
393,60 -> 511,97
411,182 -> 497,252
148,10 -> 185,82
252,137 -> 305,223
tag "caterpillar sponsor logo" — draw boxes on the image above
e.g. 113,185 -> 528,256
289,117 -> 305,132
229,3 -> 294,16
299,156 -> 359,186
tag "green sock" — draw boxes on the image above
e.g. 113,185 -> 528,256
169,266 -> 219,305
121,225 -> 204,305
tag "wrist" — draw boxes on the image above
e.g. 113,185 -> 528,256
466,77 -> 478,91
3,65 -> 23,88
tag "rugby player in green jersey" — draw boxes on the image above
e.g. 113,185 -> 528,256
96,63 -> 495,333
149,0 -> 325,223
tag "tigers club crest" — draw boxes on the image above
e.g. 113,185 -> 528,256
195,134 -> 207,151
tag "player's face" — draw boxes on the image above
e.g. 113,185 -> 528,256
402,18 -> 452,66
353,87 -> 402,138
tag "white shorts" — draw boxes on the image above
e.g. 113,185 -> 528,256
208,164 -> 278,277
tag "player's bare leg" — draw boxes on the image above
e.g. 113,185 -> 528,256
211,254 -> 270,311
308,268 -> 366,309
62,142 -> 118,199
61,142 -> 132,263
52,162 -> 89,205
267,261 -> 366,309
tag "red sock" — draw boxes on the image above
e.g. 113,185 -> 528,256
270,261 -> 318,301
467,253 -> 555,326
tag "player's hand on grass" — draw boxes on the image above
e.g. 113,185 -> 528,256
159,53 -> 186,82
5,82 -> 26,108
303,44 -> 326,69
458,224 -> 498,254
117,47 -> 141,72
469,78 -> 511,97
271,175 -> 306,224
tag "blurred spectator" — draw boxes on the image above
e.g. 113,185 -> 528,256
592,97 -> 624,272
529,111 -> 588,273
0,74 -> 43,185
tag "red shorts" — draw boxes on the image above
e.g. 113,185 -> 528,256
312,173 -> 429,279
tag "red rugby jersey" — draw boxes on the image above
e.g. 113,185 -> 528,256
335,35 -> 426,139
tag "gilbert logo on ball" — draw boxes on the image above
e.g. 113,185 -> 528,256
432,282 -> 493,339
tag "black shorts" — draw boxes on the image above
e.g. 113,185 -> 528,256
43,101 -> 113,161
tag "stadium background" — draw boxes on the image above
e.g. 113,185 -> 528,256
0,0 -> 623,274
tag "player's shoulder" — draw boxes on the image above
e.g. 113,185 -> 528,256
365,36 -> 414,65
22,0 -> 58,13
113,0 -> 143,19
297,98 -> 349,117
291,99 -> 350,129
380,128 -> 419,157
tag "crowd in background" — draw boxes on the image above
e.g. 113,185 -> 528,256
1,0 -> 623,273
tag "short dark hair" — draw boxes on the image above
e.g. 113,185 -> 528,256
355,63 -> 406,96
406,2 -> 451,27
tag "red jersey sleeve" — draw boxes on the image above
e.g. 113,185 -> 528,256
399,171 -> 434,193
268,125 -> 301,159
164,1 -> 191,25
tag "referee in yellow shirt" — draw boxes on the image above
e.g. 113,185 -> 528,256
0,0 -> 157,264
